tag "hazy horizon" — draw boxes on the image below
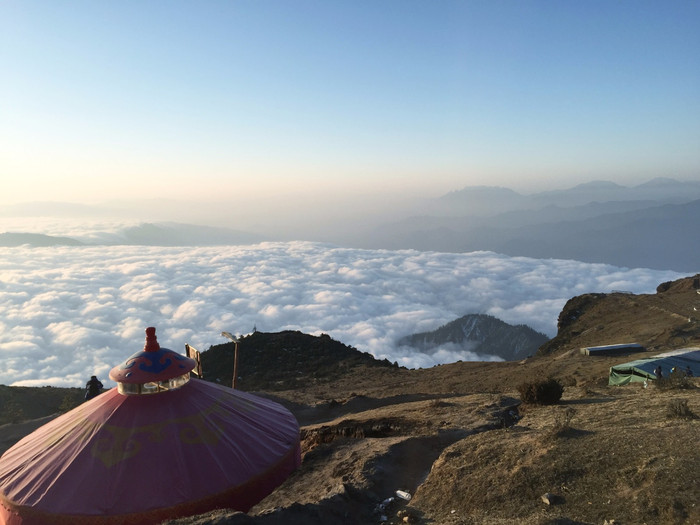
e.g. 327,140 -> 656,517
3,175 -> 700,241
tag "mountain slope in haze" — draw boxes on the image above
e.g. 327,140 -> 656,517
0,232 -> 83,247
437,186 -> 529,216
398,314 -> 549,361
472,199 -> 700,272
360,178 -> 700,272
363,199 -> 700,272
3,177 -> 699,272
363,198 -> 667,250
437,177 -> 700,215
120,222 -> 266,246
0,222 -> 266,247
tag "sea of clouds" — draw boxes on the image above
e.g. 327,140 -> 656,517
0,240 -> 686,388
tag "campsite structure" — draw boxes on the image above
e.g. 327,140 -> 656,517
608,347 -> 700,385
580,342 -> 644,356
0,327 -> 301,524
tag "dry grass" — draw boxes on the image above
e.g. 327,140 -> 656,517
412,386 -> 699,525
666,398 -> 696,420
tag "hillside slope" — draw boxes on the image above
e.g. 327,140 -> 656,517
360,196 -> 700,272
538,273 -> 700,356
200,330 -> 397,391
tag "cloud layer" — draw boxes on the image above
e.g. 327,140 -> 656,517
0,242 -> 685,387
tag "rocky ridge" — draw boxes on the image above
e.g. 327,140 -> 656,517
398,313 -> 549,361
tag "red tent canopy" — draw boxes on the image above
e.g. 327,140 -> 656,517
0,328 -> 301,524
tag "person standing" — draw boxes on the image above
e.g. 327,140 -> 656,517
85,375 -> 103,401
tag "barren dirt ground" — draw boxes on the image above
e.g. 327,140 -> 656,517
3,354 -> 699,525
162,366 -> 699,525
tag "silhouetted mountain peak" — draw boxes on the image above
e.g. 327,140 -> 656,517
570,180 -> 624,190
436,186 -> 528,216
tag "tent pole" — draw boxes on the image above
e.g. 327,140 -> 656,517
233,341 -> 239,389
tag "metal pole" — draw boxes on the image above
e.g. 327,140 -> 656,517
233,341 -> 239,389
221,332 -> 239,389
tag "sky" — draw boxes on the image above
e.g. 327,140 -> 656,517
1,1 -> 699,213
0,239 -> 685,388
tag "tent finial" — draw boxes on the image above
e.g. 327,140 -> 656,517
144,327 -> 160,352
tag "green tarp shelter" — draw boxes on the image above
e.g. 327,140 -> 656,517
608,347 -> 700,385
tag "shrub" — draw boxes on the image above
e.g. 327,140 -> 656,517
547,406 -> 577,440
3,400 -> 26,424
428,398 -> 448,409
553,406 -> 576,428
655,371 -> 693,390
559,375 -> 577,387
666,399 -> 696,419
517,377 -> 564,405
59,392 -> 82,413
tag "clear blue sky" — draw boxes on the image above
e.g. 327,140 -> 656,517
1,1 -> 698,207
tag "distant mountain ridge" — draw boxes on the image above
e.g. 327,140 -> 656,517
0,232 -> 83,247
356,178 -> 700,272
0,222 -> 265,247
398,314 -> 549,361
2,177 -> 699,271
437,177 -> 700,215
120,222 -> 265,246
